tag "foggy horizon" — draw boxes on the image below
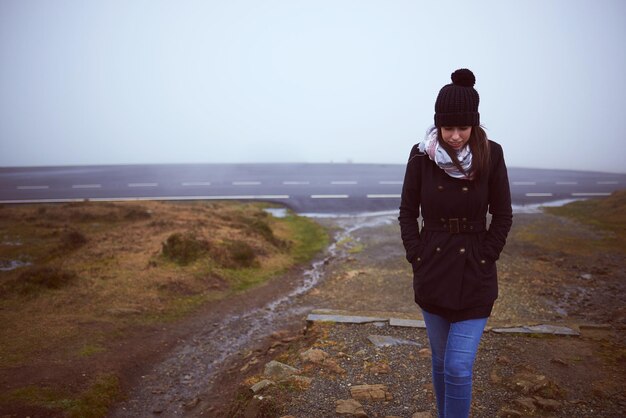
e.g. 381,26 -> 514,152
1,0 -> 625,174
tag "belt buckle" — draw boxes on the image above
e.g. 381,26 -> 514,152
449,218 -> 460,234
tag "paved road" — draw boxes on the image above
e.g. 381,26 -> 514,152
0,164 -> 624,213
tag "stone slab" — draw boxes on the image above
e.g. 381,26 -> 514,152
578,323 -> 611,330
368,334 -> 422,348
306,314 -> 387,324
490,324 -> 579,336
389,318 -> 426,328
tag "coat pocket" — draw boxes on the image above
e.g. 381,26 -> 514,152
473,243 -> 496,279
411,242 -> 425,272
410,231 -> 439,277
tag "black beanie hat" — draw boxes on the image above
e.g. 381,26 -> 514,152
434,68 -> 480,127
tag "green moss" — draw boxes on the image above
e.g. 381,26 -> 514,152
78,344 -> 106,357
158,293 -> 210,322
282,214 -> 329,264
67,374 -> 123,418
336,235 -> 363,254
230,269 -> 270,292
336,236 -> 353,247
0,385 -> 66,411
1,374 -> 122,418
347,243 -> 365,254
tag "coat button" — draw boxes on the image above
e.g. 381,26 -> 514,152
459,248 -> 466,254
436,247 -> 441,252
461,186 -> 469,192
437,185 -> 444,191
480,259 -> 486,264
417,257 -> 422,262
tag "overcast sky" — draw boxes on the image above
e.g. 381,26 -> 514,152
1,0 -> 625,173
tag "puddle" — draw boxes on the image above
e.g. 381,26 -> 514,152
303,200 -> 587,228
544,283 -> 597,319
512,198 -> 586,214
0,260 -> 32,271
263,207 -> 288,218
1,240 -> 23,246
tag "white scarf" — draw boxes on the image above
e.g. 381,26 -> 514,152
418,126 -> 473,179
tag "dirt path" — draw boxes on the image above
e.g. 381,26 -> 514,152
105,253 -> 320,416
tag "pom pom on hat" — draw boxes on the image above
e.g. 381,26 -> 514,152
451,69 -> 475,88
434,68 -> 480,127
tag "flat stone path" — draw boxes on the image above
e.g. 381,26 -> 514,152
306,309 -> 596,336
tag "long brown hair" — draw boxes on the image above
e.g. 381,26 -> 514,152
437,125 -> 490,181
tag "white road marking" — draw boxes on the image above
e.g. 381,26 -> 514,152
181,182 -> 211,186
17,185 -> 49,190
571,192 -> 611,197
200,195 -> 288,199
0,195 -> 290,204
310,194 -> 349,199
596,181 -> 618,185
128,183 -> 158,187
378,181 -> 403,185
282,181 -> 310,185
233,181 -> 261,185
72,184 -> 101,189
331,181 -> 357,185
556,181 -> 578,185
512,181 -> 536,185
525,192 -> 553,197
367,194 -> 401,198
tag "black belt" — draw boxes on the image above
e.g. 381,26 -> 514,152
422,218 -> 486,234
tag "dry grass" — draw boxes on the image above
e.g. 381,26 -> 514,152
0,200 -> 328,415
509,190 -> 626,256
544,189 -> 626,247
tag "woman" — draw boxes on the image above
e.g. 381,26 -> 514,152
399,68 -> 512,418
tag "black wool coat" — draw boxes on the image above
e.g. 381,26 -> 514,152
399,140 -> 513,322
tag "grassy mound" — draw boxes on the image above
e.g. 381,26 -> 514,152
217,240 -> 259,268
161,232 -> 210,265
1,266 -> 77,296
58,229 -> 88,251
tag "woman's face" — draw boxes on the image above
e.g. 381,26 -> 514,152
440,126 -> 472,150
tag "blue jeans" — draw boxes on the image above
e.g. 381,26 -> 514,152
421,309 -> 487,418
